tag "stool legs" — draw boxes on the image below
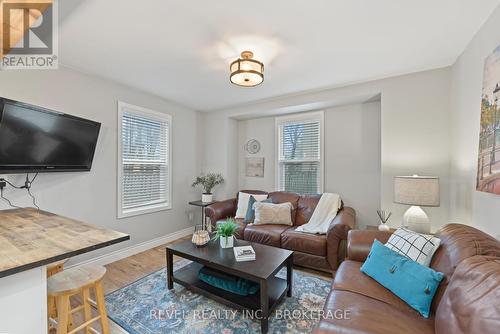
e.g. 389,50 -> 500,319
47,262 -> 65,331
95,280 -> 110,334
55,295 -> 70,334
82,288 -> 92,334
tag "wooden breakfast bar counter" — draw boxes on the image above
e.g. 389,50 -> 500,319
0,208 -> 130,334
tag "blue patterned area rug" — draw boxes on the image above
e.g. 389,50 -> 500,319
106,259 -> 331,334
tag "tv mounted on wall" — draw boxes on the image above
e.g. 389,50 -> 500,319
0,97 -> 101,173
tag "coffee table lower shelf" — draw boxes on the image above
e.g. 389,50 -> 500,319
173,262 -> 288,312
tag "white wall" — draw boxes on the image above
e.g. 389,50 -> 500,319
204,68 -> 452,232
449,5 -> 500,239
237,102 -> 381,228
201,113 -> 239,199
0,66 -> 202,263
324,103 -> 381,228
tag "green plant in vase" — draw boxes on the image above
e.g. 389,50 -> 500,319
192,173 -> 224,202
212,218 -> 238,248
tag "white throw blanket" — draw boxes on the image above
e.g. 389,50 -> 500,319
295,193 -> 341,234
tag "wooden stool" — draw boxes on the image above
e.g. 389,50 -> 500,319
47,261 -> 70,332
48,265 -> 110,334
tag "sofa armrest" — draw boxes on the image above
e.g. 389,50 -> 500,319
326,207 -> 356,270
347,230 -> 392,262
204,198 -> 237,227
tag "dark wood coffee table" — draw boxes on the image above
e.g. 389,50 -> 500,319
166,238 -> 293,333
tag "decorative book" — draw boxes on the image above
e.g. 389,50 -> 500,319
233,245 -> 256,262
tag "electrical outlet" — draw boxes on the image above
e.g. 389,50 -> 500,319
188,211 -> 194,222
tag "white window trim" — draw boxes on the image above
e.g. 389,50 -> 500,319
275,110 -> 325,193
117,101 -> 173,218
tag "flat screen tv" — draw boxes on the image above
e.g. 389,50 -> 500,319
0,97 -> 101,173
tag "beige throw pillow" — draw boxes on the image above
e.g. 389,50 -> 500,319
253,202 -> 293,226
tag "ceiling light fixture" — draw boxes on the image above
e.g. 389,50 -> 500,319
230,51 -> 264,87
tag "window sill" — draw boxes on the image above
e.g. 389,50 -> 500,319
118,203 -> 172,219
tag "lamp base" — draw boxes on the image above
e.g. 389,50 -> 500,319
402,206 -> 431,234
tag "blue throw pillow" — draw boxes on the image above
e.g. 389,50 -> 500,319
360,239 -> 444,318
244,196 -> 271,223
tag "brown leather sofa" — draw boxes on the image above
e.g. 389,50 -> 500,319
205,190 -> 356,273
313,223 -> 500,334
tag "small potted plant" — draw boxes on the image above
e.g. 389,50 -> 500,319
192,173 -> 224,202
212,218 -> 238,248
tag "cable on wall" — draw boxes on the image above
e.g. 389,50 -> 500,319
0,187 -> 21,209
0,173 -> 40,210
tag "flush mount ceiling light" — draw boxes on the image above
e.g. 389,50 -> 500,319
230,51 -> 264,87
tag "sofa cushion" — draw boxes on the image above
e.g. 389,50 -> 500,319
430,223 -> 500,312
281,228 -> 327,256
267,191 -> 300,224
295,194 -> 321,226
313,290 -> 435,334
292,250 -> 331,272
333,260 -> 417,314
243,224 -> 289,247
435,256 -> 500,334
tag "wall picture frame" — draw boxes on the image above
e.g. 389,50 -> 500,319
477,44 -> 500,195
246,157 -> 264,177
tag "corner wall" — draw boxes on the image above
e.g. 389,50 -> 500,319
449,5 -> 500,239
0,66 -> 203,263
203,67 -> 452,232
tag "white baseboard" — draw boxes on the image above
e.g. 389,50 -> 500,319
68,226 -> 194,269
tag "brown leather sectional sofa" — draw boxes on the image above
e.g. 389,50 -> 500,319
314,223 -> 500,334
205,190 -> 356,272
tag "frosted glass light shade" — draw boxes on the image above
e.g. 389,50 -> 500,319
230,51 -> 264,87
394,176 -> 440,207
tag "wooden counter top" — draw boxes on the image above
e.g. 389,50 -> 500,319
0,208 -> 130,278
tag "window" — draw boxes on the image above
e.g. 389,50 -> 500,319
276,111 -> 324,194
117,102 -> 172,218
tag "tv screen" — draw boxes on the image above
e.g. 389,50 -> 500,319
0,97 -> 101,173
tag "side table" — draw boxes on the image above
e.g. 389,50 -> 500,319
365,225 -> 435,235
188,200 -> 216,230
365,225 -> 397,233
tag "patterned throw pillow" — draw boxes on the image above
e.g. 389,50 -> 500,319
385,228 -> 441,267
252,202 -> 293,226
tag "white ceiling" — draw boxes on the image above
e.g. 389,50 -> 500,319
59,0 -> 500,112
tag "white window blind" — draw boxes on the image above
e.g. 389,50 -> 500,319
118,102 -> 172,217
277,112 -> 323,194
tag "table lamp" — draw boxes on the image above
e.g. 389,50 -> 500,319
393,175 -> 440,234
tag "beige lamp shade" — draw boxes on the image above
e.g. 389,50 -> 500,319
394,176 -> 440,207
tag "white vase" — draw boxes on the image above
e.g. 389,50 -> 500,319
220,235 -> 234,248
202,193 -> 213,202
378,223 -> 391,232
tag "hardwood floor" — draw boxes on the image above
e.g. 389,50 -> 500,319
102,235 -> 191,294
